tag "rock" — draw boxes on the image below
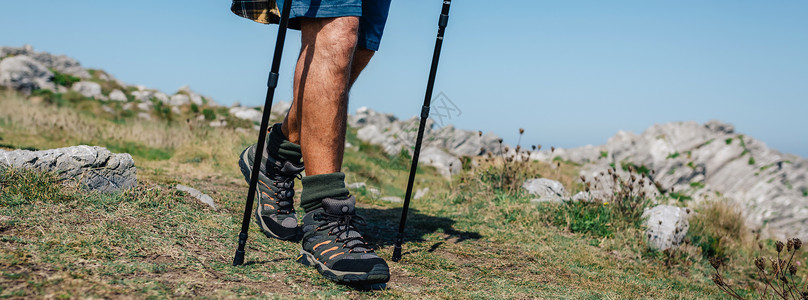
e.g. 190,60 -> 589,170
544,120 -> 808,240
122,102 -> 134,110
642,205 -> 691,251
137,112 -> 152,120
1,45 -> 90,78
0,55 -> 54,93
71,81 -> 103,99
0,145 -> 137,192
136,101 -> 152,111
178,85 -> 214,106
169,94 -> 190,106
368,188 -> 381,198
523,178 -> 567,202
153,92 -> 169,104
380,196 -> 403,203
101,105 -> 114,114
271,101 -> 291,116
229,107 -> 263,123
209,120 -> 227,127
131,90 -> 153,102
176,184 -> 216,210
419,147 -> 462,178
109,89 -> 127,102
415,187 -> 429,200
347,182 -> 367,189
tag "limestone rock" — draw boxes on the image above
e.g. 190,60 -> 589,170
169,94 -> 190,106
229,107 -> 262,123
0,146 -> 137,192
176,184 -> 216,210
415,187 -> 429,200
380,196 -> 403,203
419,147 -> 461,178
642,205 -> 691,251
71,81 -> 103,99
541,120 -> 808,240
0,55 -> 54,93
109,89 -> 127,102
523,178 -> 567,203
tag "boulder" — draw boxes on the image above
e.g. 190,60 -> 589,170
71,81 -> 103,99
543,120 -> 808,240
229,107 -> 263,123
169,94 -> 190,106
419,147 -> 461,178
642,205 -> 691,251
523,178 -> 567,203
176,184 -> 216,210
0,146 -> 137,193
414,187 -> 430,200
131,90 -> 154,102
109,89 -> 127,102
0,55 -> 54,93
0,45 -> 89,79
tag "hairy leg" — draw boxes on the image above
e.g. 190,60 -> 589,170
280,17 -> 359,176
281,24 -> 376,159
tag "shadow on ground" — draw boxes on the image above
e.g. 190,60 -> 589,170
355,207 -> 481,248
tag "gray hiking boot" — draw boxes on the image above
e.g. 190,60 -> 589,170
297,196 -> 390,285
238,144 -> 304,241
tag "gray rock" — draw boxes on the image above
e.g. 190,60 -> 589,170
136,101 -> 152,111
0,55 -> 54,93
545,120 -> 808,240
131,90 -> 154,102
71,81 -> 103,99
0,145 -> 137,192
169,94 -> 190,106
229,107 -> 262,123
347,182 -> 367,189
1,45 -> 90,78
414,187 -> 429,200
137,112 -> 152,120
109,89 -> 127,102
419,147 -> 462,178
176,184 -> 216,210
153,92 -> 169,104
380,196 -> 403,203
523,178 -> 567,202
368,188 -> 381,198
642,205 -> 691,251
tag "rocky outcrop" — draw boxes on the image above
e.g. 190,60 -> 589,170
0,146 -> 137,193
523,178 -> 567,203
1,45 -> 90,78
71,81 -> 103,99
642,205 -> 691,251
109,89 -> 127,102
176,184 -> 216,210
535,120 -> 808,239
0,55 -> 54,93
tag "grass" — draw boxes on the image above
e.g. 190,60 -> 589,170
0,89 -> 776,298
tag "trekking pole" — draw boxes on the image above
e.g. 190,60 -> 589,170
392,0 -> 452,262
233,0 -> 293,266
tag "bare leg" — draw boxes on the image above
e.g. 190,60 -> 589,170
279,17 -> 359,176
281,25 -> 375,157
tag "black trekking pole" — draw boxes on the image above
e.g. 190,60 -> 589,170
392,0 -> 452,263
233,0 -> 293,266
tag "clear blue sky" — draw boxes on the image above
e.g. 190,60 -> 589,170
2,1 -> 807,156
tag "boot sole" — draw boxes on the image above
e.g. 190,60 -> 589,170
239,147 -> 297,241
297,250 -> 390,285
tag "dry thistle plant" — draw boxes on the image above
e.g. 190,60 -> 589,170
711,238 -> 807,299
578,166 -> 654,222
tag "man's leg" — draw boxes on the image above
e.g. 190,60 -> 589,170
281,47 -> 375,148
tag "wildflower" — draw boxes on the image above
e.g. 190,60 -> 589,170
790,265 -> 798,275
498,138 -> 503,144
531,145 -> 536,151
794,238 -> 802,250
788,239 -> 794,252
519,128 -> 524,135
709,257 -> 722,270
755,257 -> 766,271
478,130 -> 482,137
603,202 -> 608,206
776,241 -> 785,253
551,146 -> 555,152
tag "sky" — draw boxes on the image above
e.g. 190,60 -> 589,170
1,1 -> 807,157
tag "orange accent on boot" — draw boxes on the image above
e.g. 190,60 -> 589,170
263,203 -> 276,210
313,240 -> 330,251
320,246 -> 338,256
328,252 -> 345,260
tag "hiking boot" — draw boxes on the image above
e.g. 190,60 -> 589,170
238,144 -> 304,241
297,196 -> 390,285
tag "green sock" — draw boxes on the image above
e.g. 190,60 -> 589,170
301,172 -> 350,213
266,123 -> 302,164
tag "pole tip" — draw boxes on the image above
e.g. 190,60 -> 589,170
233,250 -> 245,266
392,245 -> 402,262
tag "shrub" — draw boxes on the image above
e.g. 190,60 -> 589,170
52,70 -> 80,87
202,108 -> 216,121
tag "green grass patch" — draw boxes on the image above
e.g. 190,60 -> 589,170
104,141 -> 173,161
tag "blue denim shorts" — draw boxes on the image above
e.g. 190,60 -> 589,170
276,0 -> 392,51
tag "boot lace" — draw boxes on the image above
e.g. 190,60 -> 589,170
316,212 -> 373,253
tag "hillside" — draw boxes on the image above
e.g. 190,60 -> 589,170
2,46 -> 807,298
